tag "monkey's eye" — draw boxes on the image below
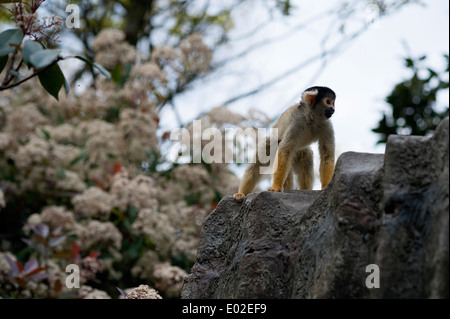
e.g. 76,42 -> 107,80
325,99 -> 332,105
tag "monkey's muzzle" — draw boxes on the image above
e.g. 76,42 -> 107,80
325,107 -> 335,119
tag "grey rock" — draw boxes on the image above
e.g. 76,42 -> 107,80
181,117 -> 449,299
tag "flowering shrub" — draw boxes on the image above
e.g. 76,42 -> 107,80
0,0 -> 109,100
0,24 -> 267,298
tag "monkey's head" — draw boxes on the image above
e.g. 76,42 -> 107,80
301,86 -> 336,120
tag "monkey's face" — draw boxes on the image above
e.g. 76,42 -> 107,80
302,86 -> 336,120
322,97 -> 335,119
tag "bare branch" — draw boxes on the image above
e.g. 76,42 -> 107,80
213,7 -> 336,68
219,25 -> 366,107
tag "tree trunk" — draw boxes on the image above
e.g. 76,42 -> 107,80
124,0 -> 154,46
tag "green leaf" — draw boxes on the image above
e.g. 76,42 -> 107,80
127,238 -> 143,259
0,55 -> 7,74
111,62 -> 132,87
427,68 -> 438,78
22,41 -> 44,66
111,207 -> 125,221
56,169 -> 66,179
29,49 -> 61,70
69,148 -> 88,166
37,63 -> 66,100
111,63 -> 123,84
40,128 -> 51,140
405,58 -> 414,68
64,76 -> 70,95
0,29 -> 24,57
128,206 -> 139,221
74,55 -> 111,79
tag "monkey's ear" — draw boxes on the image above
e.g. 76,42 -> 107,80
302,89 -> 319,106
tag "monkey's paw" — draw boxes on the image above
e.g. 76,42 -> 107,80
268,186 -> 283,192
233,193 -> 246,203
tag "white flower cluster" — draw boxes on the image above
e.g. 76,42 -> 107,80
179,34 -> 213,74
131,207 -> 174,256
152,262 -> 187,298
75,220 -> 123,252
92,29 -> 139,70
28,206 -> 76,231
72,187 -> 113,220
80,256 -> 105,283
131,62 -> 168,85
79,285 -> 112,299
124,284 -> 162,299
110,169 -> 159,211
119,109 -> 159,162
0,252 -> 13,280
4,104 -> 47,143
0,133 -> 11,152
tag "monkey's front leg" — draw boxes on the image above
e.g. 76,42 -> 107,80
268,148 -> 291,192
320,160 -> 335,189
319,136 -> 335,189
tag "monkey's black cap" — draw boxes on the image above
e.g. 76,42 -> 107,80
304,86 -> 336,100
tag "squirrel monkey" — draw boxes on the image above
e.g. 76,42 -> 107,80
233,86 -> 336,203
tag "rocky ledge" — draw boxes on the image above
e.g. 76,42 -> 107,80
181,118 -> 449,299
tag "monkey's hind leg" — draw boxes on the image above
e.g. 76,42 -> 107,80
283,170 -> 294,190
293,148 -> 314,190
233,163 -> 261,203
268,147 -> 292,192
